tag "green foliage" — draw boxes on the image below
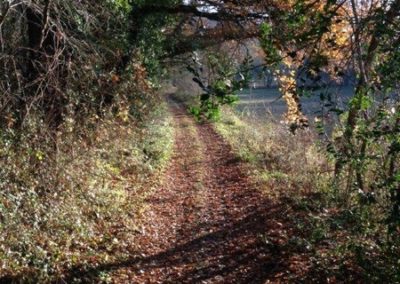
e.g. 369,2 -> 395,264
130,0 -> 180,7
260,22 -> 281,66
129,0 -> 181,85
109,0 -> 132,12
187,51 -> 251,121
136,14 -> 177,85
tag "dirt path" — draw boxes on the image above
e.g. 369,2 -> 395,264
108,101 -> 290,283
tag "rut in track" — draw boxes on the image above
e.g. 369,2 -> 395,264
107,101 -> 292,283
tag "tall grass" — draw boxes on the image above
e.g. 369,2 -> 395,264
214,106 -> 330,195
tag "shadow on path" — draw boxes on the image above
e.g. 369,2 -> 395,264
63,202 -> 290,283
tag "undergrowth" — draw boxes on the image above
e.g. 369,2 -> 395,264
0,104 -> 174,282
212,106 -> 400,283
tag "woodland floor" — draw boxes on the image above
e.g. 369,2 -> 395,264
77,101 -> 301,283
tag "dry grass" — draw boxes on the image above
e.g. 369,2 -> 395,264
214,107 -> 331,196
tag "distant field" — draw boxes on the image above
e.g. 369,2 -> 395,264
236,86 -> 354,123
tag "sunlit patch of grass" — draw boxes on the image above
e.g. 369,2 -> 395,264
259,171 -> 290,183
214,106 -> 329,195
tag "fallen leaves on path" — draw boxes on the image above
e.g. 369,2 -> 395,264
68,101 -> 312,283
